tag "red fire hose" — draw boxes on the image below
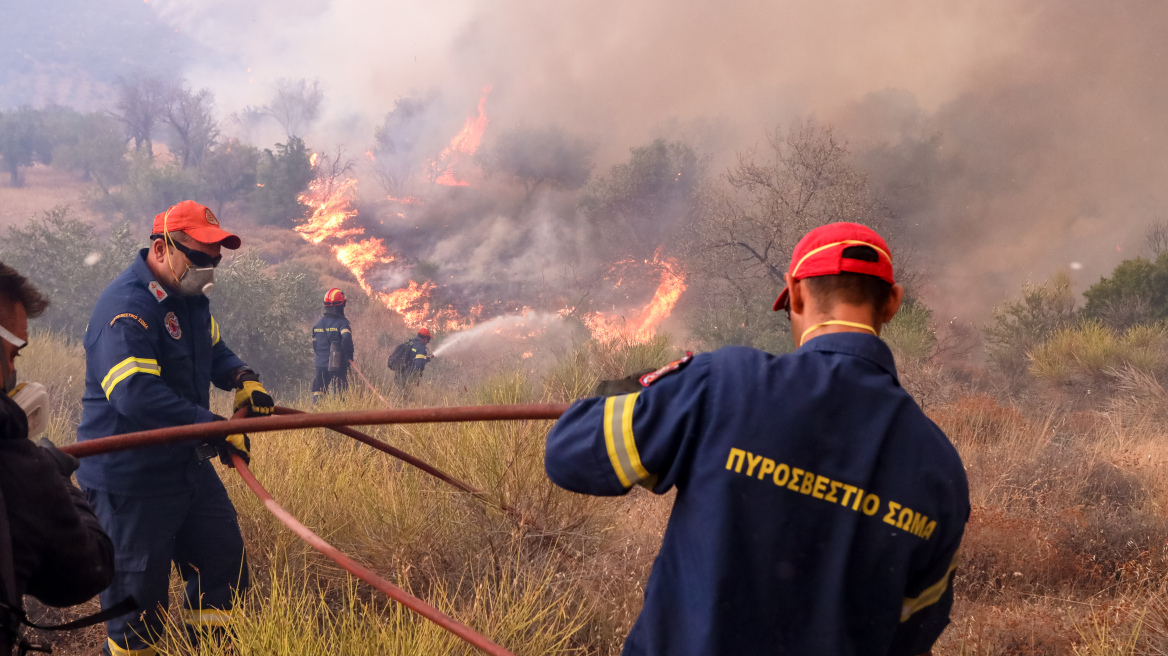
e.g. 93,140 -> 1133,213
59,402 -> 571,656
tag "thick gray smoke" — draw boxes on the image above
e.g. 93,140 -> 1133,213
5,0 -> 1168,323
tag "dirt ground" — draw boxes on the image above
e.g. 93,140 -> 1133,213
0,165 -> 104,229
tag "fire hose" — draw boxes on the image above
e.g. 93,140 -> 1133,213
59,402 -> 571,656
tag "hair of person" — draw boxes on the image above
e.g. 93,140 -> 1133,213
0,261 -> 50,318
801,246 -> 893,311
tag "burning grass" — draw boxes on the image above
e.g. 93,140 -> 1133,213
21,329 -> 1168,655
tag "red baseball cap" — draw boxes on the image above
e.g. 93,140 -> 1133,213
152,201 -> 241,250
417,328 -> 432,338
773,222 -> 894,311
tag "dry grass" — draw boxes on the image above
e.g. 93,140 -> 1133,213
20,319 -> 1168,655
0,165 -> 103,230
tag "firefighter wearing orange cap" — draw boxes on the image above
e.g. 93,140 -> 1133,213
387,328 -> 433,396
75,200 -> 274,656
311,288 -> 354,402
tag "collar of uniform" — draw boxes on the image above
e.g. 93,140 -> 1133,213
132,247 -> 162,290
801,332 -> 899,383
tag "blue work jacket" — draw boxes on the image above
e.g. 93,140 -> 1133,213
76,249 -> 247,496
311,311 -> 353,368
546,333 -> 970,656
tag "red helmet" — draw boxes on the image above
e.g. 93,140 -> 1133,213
417,328 -> 432,339
324,288 -> 347,306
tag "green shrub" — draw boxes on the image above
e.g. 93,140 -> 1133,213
0,206 -> 140,338
251,137 -> 313,227
102,153 -> 203,222
984,271 -> 1077,382
1082,252 -> 1168,330
211,251 -> 321,392
1029,321 -> 1168,382
883,299 -> 937,363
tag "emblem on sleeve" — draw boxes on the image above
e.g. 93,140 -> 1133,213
639,352 -> 694,387
164,312 -> 182,340
147,281 -> 168,302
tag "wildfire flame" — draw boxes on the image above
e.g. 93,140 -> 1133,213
432,87 -> 491,186
583,251 -> 688,344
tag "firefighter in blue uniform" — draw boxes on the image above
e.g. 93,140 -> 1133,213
546,222 -> 970,656
311,288 -> 354,402
75,201 -> 275,656
393,328 -> 432,391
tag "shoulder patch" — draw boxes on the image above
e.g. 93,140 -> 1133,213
147,281 -> 168,302
164,312 -> 182,340
639,352 -> 694,387
110,313 -> 149,330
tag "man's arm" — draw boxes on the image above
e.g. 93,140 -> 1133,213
1,435 -> 112,606
209,315 -> 247,391
888,494 -> 969,655
92,319 -> 219,428
544,353 -> 709,496
341,320 -> 354,363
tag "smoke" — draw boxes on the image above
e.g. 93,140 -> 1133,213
8,0 -> 1168,323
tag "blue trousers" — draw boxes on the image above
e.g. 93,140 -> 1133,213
85,464 -> 248,655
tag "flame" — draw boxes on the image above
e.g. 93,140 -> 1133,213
309,152 -> 319,167
386,195 -> 424,205
295,177 -> 361,245
432,87 -> 491,186
583,251 -> 687,344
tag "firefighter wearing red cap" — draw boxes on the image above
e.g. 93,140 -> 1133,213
388,328 -> 433,395
311,288 -> 354,402
75,201 -> 275,656
545,222 -> 970,656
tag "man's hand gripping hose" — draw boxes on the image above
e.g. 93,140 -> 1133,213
59,402 -> 570,656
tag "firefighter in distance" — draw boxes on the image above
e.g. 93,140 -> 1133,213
75,201 -> 275,656
388,328 -> 433,391
311,288 -> 354,402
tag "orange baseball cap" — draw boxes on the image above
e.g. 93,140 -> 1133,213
151,201 -> 241,250
773,222 -> 894,311
417,328 -> 432,338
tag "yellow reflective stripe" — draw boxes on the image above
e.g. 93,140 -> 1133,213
106,638 -> 156,656
182,608 -> 235,627
340,328 -> 351,335
211,316 -> 220,345
901,551 -> 960,622
101,357 -> 161,399
791,239 -> 892,279
415,354 -> 429,359
603,392 -> 648,488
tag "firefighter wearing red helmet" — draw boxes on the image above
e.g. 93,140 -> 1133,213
311,288 -> 354,402
387,327 -> 433,396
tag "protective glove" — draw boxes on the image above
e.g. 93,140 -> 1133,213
234,378 -> 274,416
594,369 -> 654,397
218,433 -> 251,468
38,437 -> 80,476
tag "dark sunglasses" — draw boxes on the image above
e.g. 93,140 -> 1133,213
152,234 -> 223,268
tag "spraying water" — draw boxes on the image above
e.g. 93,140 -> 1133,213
431,312 -> 562,357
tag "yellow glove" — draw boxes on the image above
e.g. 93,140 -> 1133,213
219,433 -> 251,467
234,379 -> 274,416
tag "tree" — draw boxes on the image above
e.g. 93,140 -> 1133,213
199,139 -> 260,216
579,138 -> 705,261
161,79 -> 218,169
227,105 -> 270,144
51,110 -> 129,195
370,92 -> 444,197
103,152 -> 202,222
266,78 -> 323,139
689,122 -> 891,290
0,107 -> 53,186
1082,253 -> 1168,330
112,75 -> 166,159
477,125 -> 594,200
251,137 -> 314,226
